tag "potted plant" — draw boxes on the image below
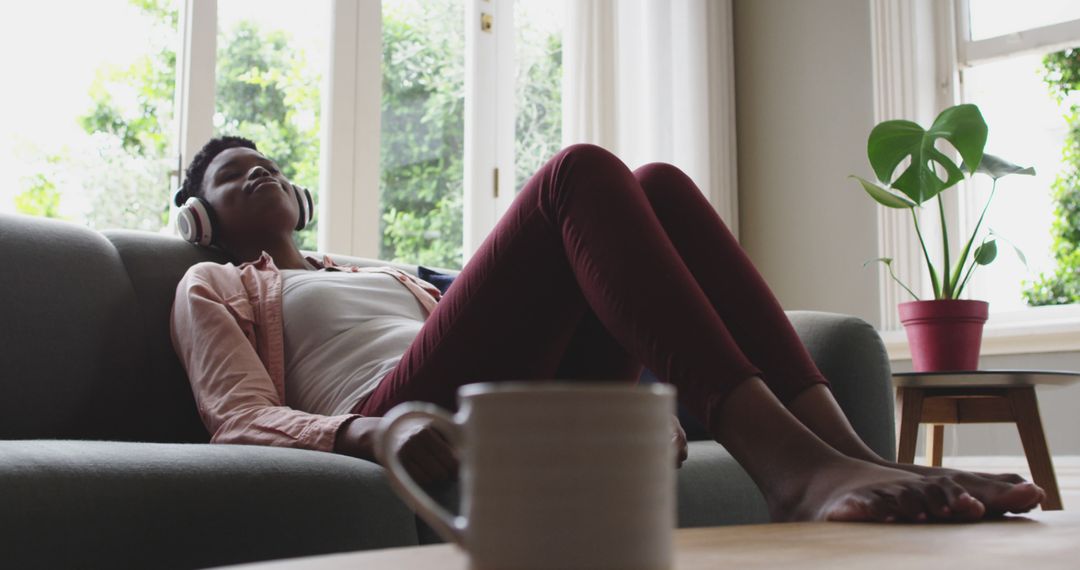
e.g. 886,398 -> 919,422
851,103 -> 1035,371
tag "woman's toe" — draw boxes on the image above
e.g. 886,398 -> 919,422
894,484 -> 931,522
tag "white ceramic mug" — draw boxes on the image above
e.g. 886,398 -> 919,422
376,381 -> 677,570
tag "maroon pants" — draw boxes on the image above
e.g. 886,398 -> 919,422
354,144 -> 828,435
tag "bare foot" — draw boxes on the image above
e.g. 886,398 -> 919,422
783,384 -> 1044,516
772,457 -> 987,523
885,462 -> 1045,516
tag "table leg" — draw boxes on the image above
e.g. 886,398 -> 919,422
925,424 -> 944,467
896,388 -> 924,465
1007,387 -> 1063,511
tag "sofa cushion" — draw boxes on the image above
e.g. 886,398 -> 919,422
416,266 -> 457,294
675,440 -> 769,527
0,214 -> 145,440
786,311 -> 896,461
0,440 -> 418,569
103,230 -> 232,442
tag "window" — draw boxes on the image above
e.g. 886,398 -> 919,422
377,0 -> 565,268
4,0 -> 564,265
956,1 -> 1080,315
0,0 -> 179,232
214,0 -> 330,251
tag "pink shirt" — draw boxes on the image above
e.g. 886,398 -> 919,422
169,251 -> 441,452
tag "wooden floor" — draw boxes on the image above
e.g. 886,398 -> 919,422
935,455 -> 1080,508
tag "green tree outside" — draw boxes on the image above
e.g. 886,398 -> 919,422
212,18 -> 323,250
380,0 -> 466,268
14,173 -> 63,219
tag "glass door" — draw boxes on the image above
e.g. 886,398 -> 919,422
380,0 -> 466,269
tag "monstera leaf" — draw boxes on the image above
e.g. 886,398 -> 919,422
867,104 -> 988,205
963,152 -> 1037,180
850,176 -> 917,209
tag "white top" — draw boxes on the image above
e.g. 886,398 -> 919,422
279,268 -> 427,415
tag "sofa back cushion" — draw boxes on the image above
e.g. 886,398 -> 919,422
101,229 -> 233,442
0,214 -> 155,439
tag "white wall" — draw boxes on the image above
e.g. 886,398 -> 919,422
733,0 -> 882,329
732,0 -> 1080,456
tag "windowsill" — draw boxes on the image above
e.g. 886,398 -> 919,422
879,303 -> 1080,361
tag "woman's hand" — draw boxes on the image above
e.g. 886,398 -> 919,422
384,417 -> 459,485
335,416 -> 459,485
672,414 -> 688,468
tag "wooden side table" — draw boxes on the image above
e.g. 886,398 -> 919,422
893,370 -> 1079,511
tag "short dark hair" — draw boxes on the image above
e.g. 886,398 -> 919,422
175,136 -> 258,206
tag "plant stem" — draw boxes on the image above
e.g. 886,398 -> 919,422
938,194 -> 952,298
910,207 -> 941,299
886,262 -> 921,301
957,255 -> 979,295
950,178 -> 998,298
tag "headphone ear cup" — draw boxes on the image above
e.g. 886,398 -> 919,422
176,196 -> 216,246
292,185 -> 315,230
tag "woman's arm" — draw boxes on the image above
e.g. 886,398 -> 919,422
335,416 -> 458,484
333,416 -> 377,458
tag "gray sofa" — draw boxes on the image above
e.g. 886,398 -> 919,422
0,212 -> 896,569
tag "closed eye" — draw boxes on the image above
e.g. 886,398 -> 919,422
216,169 -> 241,182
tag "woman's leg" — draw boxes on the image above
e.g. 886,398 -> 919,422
553,309 -> 641,381
632,162 -> 827,404
633,162 -> 1044,515
358,144 -> 987,522
358,145 -> 763,420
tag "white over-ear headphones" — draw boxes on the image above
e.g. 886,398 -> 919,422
173,183 -> 315,246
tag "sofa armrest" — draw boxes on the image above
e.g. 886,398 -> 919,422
785,310 -> 896,461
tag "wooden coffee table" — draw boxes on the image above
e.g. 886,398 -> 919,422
893,369 -> 1080,511
214,511 -> 1080,569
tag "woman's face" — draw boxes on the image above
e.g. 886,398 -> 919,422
201,147 -> 298,247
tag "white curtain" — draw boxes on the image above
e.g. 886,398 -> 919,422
562,0 -> 739,237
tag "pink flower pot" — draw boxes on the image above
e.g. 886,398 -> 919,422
898,299 -> 989,372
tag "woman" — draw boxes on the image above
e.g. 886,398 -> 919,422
171,136 -> 1044,523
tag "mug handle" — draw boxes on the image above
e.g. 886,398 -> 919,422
375,403 -> 466,546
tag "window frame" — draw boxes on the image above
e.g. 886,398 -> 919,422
873,0 -> 1080,359
169,0 -> 218,234
465,0 -> 517,263
956,0 -> 1080,67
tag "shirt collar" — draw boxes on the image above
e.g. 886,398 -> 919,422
241,251 -> 350,272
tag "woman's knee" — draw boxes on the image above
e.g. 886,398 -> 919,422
633,162 -> 694,199
552,143 -> 626,175
538,144 -> 636,208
